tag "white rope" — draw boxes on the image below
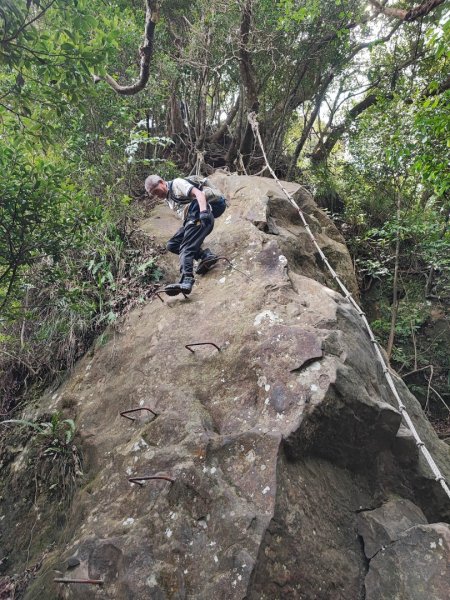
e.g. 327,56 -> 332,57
237,151 -> 248,176
189,150 -> 205,177
248,112 -> 450,501
195,150 -> 204,177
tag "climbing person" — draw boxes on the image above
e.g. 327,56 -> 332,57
144,174 -> 227,296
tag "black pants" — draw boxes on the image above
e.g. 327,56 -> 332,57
166,215 -> 214,277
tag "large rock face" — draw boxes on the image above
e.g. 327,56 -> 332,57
1,174 -> 449,599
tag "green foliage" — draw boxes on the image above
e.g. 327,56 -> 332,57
125,125 -> 178,180
414,91 -> 450,198
277,0 -> 321,25
1,412 -> 82,502
309,10 -> 450,413
0,138 -> 97,312
0,0 -> 123,121
0,2 -> 169,410
2,414 -> 76,446
135,258 -> 163,282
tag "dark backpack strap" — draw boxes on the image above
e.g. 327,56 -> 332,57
168,180 -> 191,205
184,177 -> 204,191
168,180 -> 175,202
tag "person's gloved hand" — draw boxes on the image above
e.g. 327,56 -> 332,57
199,210 -> 213,226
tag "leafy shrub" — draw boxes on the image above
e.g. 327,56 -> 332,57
0,138 -> 164,414
1,413 -> 82,504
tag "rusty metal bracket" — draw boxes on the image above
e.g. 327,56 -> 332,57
185,342 -> 221,354
129,474 -> 175,486
54,578 -> 104,585
154,290 -> 166,303
120,407 -> 158,421
152,255 -> 252,305
214,256 -> 254,281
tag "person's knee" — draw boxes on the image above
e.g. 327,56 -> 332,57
166,240 -> 179,254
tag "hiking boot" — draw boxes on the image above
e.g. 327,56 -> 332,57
179,276 -> 194,294
163,283 -> 183,296
196,250 -> 219,275
163,276 -> 194,296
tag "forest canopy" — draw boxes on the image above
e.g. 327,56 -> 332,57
1,1 -> 449,423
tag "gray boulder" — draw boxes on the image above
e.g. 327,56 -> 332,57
0,174 -> 448,600
365,523 -> 450,600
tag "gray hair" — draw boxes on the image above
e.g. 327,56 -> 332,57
144,174 -> 163,194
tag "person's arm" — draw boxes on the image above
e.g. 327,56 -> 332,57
190,186 -> 208,213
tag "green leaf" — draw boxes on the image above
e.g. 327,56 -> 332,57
1,419 -> 44,432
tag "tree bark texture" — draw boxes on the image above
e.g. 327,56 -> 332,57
209,95 -> 241,144
238,0 -> 259,168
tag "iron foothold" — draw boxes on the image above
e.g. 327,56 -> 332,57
185,342 -> 221,354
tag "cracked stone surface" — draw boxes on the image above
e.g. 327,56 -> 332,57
365,523 -> 450,600
1,174 -> 449,600
358,499 -> 450,599
357,498 -> 428,559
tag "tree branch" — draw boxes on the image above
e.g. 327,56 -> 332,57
288,71 -> 334,177
2,0 -> 58,44
309,44 -> 432,164
424,75 -> 450,97
208,94 -> 240,143
310,93 -> 378,163
94,1 -> 159,95
369,0 -> 445,22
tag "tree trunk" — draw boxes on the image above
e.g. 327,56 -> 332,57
238,0 -> 259,168
369,0 -> 445,22
425,208 -> 449,297
167,91 -> 185,138
209,95 -> 240,143
226,87 -> 244,168
288,72 -> 334,178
